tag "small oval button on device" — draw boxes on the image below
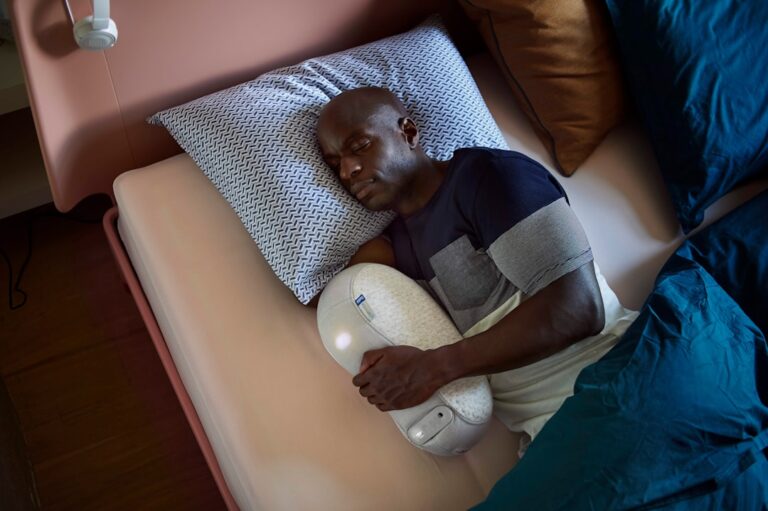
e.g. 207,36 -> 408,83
407,406 -> 454,445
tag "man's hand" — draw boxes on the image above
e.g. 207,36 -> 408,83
352,345 -> 447,411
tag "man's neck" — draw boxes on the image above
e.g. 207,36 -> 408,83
394,158 -> 449,218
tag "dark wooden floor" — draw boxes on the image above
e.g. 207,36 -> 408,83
0,200 -> 226,510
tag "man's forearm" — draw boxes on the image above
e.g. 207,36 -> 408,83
432,265 -> 605,382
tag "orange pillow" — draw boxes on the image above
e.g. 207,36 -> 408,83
461,0 -> 626,175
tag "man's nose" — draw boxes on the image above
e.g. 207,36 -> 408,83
339,157 -> 362,182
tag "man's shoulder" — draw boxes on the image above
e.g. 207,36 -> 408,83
447,147 -> 568,226
452,147 -> 548,179
450,147 -> 556,193
453,146 -> 540,163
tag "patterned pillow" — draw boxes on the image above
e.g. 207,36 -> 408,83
149,16 -> 507,304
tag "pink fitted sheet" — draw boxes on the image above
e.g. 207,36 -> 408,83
114,53 -> 768,510
114,153 -> 520,510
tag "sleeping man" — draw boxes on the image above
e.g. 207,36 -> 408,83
316,87 -> 637,454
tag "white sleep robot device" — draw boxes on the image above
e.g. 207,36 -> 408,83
317,263 -> 493,456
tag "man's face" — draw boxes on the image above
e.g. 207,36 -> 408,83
317,102 -> 415,211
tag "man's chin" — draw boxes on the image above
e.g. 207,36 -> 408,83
359,196 -> 392,212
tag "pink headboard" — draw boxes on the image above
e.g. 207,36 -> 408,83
10,0 -> 443,212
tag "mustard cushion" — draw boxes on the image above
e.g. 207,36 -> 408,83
461,0 -> 626,175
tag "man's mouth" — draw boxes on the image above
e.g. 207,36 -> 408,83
350,179 -> 376,201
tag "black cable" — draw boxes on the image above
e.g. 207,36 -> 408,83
1,210 -> 103,311
1,219 -> 32,311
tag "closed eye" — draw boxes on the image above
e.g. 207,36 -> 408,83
352,140 -> 371,153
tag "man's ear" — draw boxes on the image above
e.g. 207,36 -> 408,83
398,117 -> 419,149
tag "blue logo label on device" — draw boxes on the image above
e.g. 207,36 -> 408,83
355,294 -> 366,306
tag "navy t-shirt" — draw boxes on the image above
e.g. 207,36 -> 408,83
387,147 -> 593,335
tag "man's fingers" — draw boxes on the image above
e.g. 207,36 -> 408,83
358,383 -> 374,397
352,371 -> 369,387
367,395 -> 384,405
358,349 -> 384,375
353,350 -> 383,386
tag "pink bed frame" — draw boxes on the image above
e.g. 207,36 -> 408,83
10,0 -> 443,211
9,0 -> 444,507
102,206 -> 239,509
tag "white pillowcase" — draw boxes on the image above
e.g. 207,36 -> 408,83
149,16 -> 507,303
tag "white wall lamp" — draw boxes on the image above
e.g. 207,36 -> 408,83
64,0 -> 118,50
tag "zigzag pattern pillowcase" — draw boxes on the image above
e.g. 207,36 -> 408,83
149,16 -> 507,303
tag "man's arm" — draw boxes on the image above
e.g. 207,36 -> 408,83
307,237 -> 394,307
354,157 -> 603,411
353,263 -> 604,411
437,263 -> 604,380
347,236 -> 395,268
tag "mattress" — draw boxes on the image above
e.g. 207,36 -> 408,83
113,54 -> 768,510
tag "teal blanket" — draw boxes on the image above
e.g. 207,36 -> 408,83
473,252 -> 768,509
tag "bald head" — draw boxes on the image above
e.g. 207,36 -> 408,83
315,87 -> 427,211
317,87 -> 411,148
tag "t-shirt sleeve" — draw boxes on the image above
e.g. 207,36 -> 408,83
472,155 -> 593,296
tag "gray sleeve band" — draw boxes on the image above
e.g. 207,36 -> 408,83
487,198 -> 593,295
